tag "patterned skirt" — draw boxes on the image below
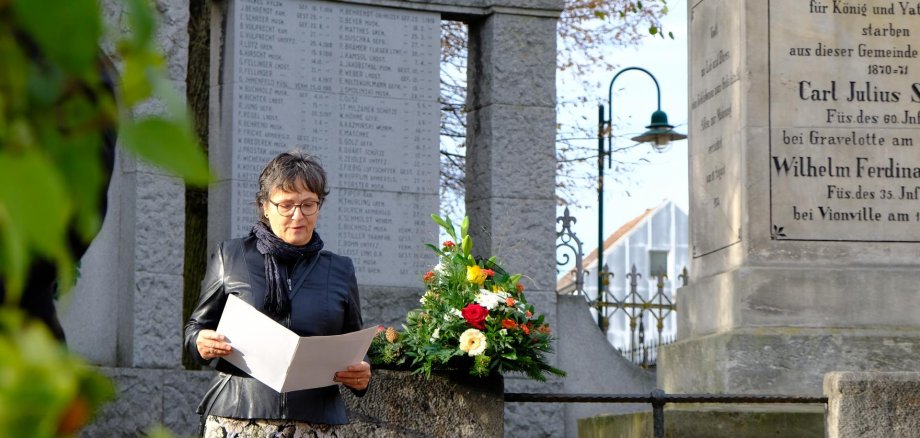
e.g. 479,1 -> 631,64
203,415 -> 340,438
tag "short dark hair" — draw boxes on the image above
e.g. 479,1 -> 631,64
256,151 -> 330,221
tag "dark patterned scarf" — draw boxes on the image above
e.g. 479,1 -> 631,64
250,221 -> 323,321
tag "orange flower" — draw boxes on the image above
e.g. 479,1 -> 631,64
423,271 -> 435,282
443,240 -> 455,248
501,319 -> 517,330
482,268 -> 495,277
538,325 -> 551,335
521,323 -> 531,335
525,310 -> 533,318
516,283 -> 524,293
386,327 -> 399,343
505,297 -> 516,307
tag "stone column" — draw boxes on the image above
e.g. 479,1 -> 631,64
464,6 -> 563,436
115,0 -> 191,369
62,0 -> 189,369
659,0 -> 920,396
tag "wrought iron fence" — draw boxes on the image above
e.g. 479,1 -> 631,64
556,208 -> 682,367
552,211 -> 826,436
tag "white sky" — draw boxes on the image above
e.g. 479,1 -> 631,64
555,0 -> 689,276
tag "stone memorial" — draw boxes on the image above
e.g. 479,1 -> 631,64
211,0 -> 440,288
63,0 -> 568,434
661,0 -> 920,396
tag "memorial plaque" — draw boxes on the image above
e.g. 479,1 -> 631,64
689,0 -> 743,257
227,0 -> 440,285
768,0 -> 920,242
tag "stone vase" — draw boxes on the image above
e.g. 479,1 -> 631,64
341,368 -> 504,437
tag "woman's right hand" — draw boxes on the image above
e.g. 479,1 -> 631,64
196,329 -> 232,360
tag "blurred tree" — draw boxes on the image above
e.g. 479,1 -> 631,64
0,0 -> 209,435
438,0 -> 674,215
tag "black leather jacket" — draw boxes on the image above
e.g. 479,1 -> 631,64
184,235 -> 365,424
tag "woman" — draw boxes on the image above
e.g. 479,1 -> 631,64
184,151 -> 371,437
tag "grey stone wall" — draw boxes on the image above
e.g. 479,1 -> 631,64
84,368 -> 505,437
825,371 -> 920,438
80,368 -> 214,437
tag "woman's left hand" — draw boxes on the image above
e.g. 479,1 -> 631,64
334,361 -> 371,391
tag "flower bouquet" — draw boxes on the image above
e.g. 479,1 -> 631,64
369,215 -> 565,381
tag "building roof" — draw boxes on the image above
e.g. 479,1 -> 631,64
556,200 -> 674,292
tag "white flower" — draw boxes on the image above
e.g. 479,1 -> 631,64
475,289 -> 508,310
433,263 -> 446,274
430,327 -> 441,342
450,308 -> 462,318
500,329 -> 508,336
458,328 -> 487,356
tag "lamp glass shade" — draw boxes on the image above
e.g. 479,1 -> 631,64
630,110 -> 687,151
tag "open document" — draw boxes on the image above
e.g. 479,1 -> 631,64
215,294 -> 377,393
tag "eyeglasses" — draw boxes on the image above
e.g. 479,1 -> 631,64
268,200 -> 321,217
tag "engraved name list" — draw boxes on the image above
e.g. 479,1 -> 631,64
228,0 -> 440,284
769,0 -> 920,241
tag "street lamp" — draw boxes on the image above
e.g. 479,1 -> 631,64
595,66 -> 686,332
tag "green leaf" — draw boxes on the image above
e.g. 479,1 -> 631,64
11,0 -> 101,76
54,133 -> 106,241
152,74 -> 193,124
25,64 -> 64,109
123,0 -> 157,51
430,214 -> 456,240
461,235 -> 472,256
0,152 -> 72,255
119,53 -> 159,107
145,425 -> 177,438
119,117 -> 211,185
649,26 -> 659,36
424,243 -> 442,256
0,207 -> 28,299
0,152 -> 73,299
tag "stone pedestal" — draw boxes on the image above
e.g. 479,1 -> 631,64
659,0 -> 920,396
825,372 -> 920,438
342,369 -> 504,437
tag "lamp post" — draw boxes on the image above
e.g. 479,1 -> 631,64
595,67 -> 686,332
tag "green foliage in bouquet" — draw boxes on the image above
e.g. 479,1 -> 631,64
370,215 -> 565,381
